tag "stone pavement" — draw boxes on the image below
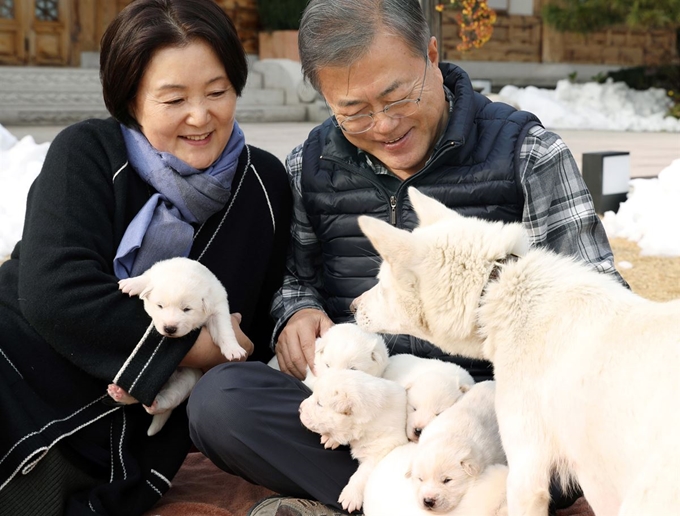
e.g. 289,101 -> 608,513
5,122 -> 679,178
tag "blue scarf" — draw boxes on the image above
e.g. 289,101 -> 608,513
113,122 -> 245,279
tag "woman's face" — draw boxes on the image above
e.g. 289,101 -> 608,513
132,39 -> 238,170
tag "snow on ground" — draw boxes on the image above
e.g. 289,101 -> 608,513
500,79 -> 680,132
602,158 -> 680,257
0,78 -> 679,258
0,125 -> 50,258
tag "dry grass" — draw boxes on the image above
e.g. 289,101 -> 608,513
609,237 -> 680,301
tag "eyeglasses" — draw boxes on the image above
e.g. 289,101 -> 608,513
331,58 -> 429,135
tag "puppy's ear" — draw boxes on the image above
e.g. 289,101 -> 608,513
407,187 -> 459,227
460,447 -> 482,477
315,336 -> 327,354
139,286 -> 153,300
357,216 -> 415,268
202,297 -> 209,314
331,390 -> 353,416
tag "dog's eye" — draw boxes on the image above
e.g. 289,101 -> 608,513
349,366 -> 357,370
157,304 -> 164,309
316,401 -> 323,407
442,478 -> 451,484
183,307 -> 192,313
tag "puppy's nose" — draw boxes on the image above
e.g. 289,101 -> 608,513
414,427 -> 422,438
423,497 -> 436,509
164,325 -> 177,335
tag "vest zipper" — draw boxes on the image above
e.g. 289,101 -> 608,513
390,196 -> 397,225
321,140 -> 460,227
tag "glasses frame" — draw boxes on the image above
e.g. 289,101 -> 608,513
331,57 -> 429,135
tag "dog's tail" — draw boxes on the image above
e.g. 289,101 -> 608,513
147,411 -> 172,436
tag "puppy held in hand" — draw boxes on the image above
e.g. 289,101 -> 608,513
410,381 -> 506,514
383,354 -> 474,441
303,323 -> 389,389
299,369 -> 408,513
109,257 -> 245,436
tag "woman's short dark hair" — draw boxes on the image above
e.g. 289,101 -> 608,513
100,0 -> 248,129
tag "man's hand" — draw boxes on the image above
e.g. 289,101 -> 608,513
276,308 -> 333,379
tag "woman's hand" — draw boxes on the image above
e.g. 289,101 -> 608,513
180,313 -> 253,372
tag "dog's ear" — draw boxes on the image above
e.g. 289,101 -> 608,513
331,389 -> 353,416
407,187 -> 459,227
460,447 -> 482,477
357,216 -> 414,267
501,222 -> 530,257
139,286 -> 153,300
315,335 -> 327,354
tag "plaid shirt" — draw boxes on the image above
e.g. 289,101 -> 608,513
270,124 -> 624,345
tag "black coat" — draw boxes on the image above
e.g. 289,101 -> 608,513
0,118 -> 292,514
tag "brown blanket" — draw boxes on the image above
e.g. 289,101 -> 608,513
144,451 -> 595,516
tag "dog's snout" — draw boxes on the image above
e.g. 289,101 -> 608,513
423,497 -> 436,509
164,325 -> 177,335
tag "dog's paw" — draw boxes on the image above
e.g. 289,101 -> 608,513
320,434 -> 341,450
143,399 -> 169,415
107,384 -> 139,405
219,343 -> 248,361
118,276 -> 145,296
338,482 -> 364,514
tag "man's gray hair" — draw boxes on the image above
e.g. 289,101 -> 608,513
298,0 -> 431,91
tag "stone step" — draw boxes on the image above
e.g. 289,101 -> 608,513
0,65 -> 303,125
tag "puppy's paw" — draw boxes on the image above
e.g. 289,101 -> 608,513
118,276 -> 146,296
339,482 -> 364,514
107,384 -> 139,405
320,434 -> 341,450
219,342 -> 248,361
143,399 -> 169,415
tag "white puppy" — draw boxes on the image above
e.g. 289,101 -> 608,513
110,257 -> 245,435
268,324 -> 389,391
364,441 -> 508,516
383,354 -> 474,441
303,323 -> 389,389
410,381 -> 506,513
354,187 -> 680,516
299,369 -> 408,513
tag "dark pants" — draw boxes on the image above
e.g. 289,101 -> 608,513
187,362 -> 357,509
186,362 -> 581,513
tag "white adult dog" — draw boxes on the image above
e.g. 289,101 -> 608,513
109,257 -> 245,435
299,369 -> 408,513
353,187 -> 680,516
363,441 -> 508,516
409,381 -> 506,514
382,354 -> 474,441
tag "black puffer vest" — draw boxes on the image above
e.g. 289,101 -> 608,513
300,63 -> 541,380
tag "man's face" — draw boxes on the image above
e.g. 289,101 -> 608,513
317,32 -> 448,180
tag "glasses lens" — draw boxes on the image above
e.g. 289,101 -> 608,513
384,99 -> 419,119
340,115 -> 373,134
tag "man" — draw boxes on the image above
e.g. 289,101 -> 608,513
188,0 -> 622,514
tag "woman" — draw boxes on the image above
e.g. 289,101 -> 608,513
0,0 -> 292,514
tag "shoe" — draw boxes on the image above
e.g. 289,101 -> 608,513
247,495 -> 359,516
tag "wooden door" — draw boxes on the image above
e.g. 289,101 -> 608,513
0,0 -> 70,65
